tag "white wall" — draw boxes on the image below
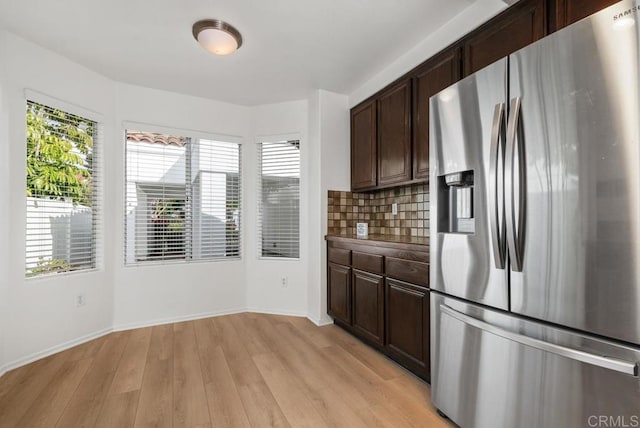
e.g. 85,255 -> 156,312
349,0 -> 508,106
307,92 -> 322,324
0,29 -> 9,374
113,83 -> 250,329
307,90 -> 350,325
245,100 -> 310,316
1,30 -> 117,372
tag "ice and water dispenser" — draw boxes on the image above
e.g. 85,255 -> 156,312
437,170 -> 475,234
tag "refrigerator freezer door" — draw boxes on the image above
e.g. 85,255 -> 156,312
509,0 -> 640,346
431,293 -> 640,428
429,59 -> 509,310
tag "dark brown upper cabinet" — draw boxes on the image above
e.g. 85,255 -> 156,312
377,79 -> 412,187
350,99 -> 377,191
349,0 -> 618,192
463,0 -> 546,76
551,0 -> 619,31
412,46 -> 462,180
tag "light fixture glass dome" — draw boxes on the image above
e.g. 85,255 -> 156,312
192,19 -> 243,56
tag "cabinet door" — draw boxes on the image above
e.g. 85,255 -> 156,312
552,0 -> 618,30
463,0 -> 546,76
352,269 -> 384,345
351,100 -> 377,191
385,278 -> 430,379
377,79 -> 412,187
328,263 -> 352,325
412,46 -> 462,180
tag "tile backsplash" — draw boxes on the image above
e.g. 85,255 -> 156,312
327,183 -> 429,237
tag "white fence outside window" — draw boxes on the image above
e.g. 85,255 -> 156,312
26,197 -> 93,274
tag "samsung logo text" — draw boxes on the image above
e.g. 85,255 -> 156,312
613,5 -> 640,21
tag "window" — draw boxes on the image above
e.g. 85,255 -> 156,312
257,140 -> 300,258
25,100 -> 100,277
125,130 -> 241,264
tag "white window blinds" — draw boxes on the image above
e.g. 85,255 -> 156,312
125,131 -> 241,265
257,140 -> 300,259
25,100 -> 100,277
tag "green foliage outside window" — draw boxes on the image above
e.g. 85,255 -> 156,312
27,258 -> 72,277
149,198 -> 186,258
26,102 -> 95,206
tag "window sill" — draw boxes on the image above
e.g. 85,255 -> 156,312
124,256 -> 242,268
25,267 -> 102,282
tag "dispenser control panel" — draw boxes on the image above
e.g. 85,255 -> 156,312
437,170 -> 474,234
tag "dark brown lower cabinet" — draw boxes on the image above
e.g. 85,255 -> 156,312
385,278 -> 430,379
328,263 -> 351,325
326,236 -> 430,380
352,269 -> 384,345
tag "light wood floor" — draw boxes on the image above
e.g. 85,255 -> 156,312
0,313 -> 451,428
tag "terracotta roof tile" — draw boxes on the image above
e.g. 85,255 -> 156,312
126,131 -> 187,147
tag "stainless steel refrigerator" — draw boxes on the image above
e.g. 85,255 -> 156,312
429,1 -> 640,427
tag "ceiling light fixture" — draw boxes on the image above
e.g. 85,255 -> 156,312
192,19 -> 243,56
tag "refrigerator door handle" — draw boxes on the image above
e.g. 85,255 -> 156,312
441,304 -> 639,377
505,96 -> 526,272
489,103 -> 506,269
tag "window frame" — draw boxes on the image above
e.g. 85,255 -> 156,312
24,90 -> 104,279
256,137 -> 301,261
123,122 -> 243,267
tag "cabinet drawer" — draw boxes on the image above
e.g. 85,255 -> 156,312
328,247 -> 351,265
385,257 -> 429,287
352,251 -> 384,274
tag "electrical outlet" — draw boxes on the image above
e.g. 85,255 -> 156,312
76,293 -> 86,307
281,277 -> 288,288
392,202 -> 398,215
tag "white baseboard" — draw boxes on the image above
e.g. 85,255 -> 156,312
245,307 -> 309,318
112,307 -> 246,332
307,314 -> 334,327
246,308 -> 333,326
0,327 -> 113,376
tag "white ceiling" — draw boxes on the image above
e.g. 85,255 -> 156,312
0,0 -> 477,106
